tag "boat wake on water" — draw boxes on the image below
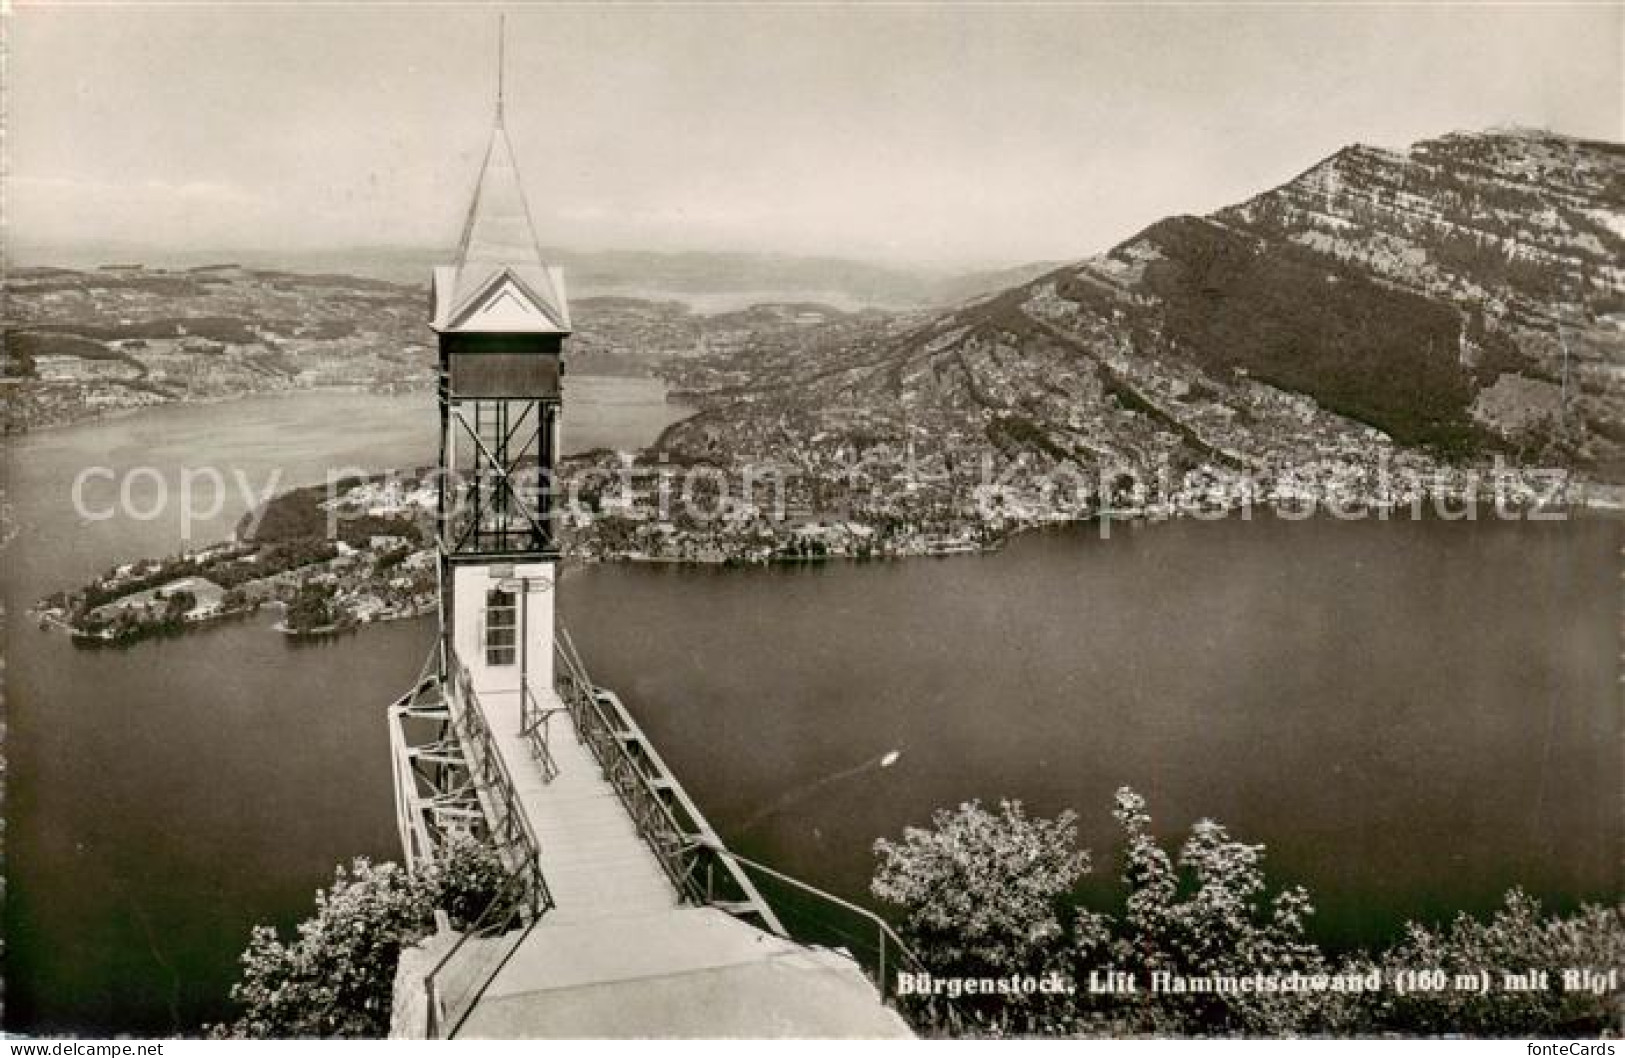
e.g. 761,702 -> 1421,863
738,749 -> 903,833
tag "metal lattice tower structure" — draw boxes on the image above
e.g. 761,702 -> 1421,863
383,27 -> 917,1039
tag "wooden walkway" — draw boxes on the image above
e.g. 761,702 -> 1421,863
478,685 -> 678,921
441,682 -> 912,1038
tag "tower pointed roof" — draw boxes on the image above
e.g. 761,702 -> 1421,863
432,113 -> 571,334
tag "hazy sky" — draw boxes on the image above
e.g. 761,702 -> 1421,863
8,3 -> 1621,268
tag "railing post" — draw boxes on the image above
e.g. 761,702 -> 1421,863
879,929 -> 887,999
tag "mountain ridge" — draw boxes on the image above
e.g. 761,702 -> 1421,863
667,127 -> 1625,485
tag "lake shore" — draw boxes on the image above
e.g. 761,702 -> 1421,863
6,384 -> 1618,1035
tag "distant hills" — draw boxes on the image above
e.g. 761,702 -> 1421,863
11,129 -> 1623,480
687,129 -> 1623,478
7,243 -> 1060,312
0,261 -> 896,432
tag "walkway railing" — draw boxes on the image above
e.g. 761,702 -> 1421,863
423,866 -> 540,1039
704,846 -> 923,1001
704,844 -> 954,1026
554,628 -> 784,936
443,644 -> 553,915
418,643 -> 559,1039
518,682 -> 560,783
554,629 -> 955,1024
415,629 -> 938,1033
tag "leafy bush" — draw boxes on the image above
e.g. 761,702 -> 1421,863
226,859 -> 426,1038
874,799 -> 1090,981
416,835 -> 513,931
214,839 -> 513,1039
284,581 -> 338,634
873,789 -> 1623,1038
1093,788 -> 1330,1036
1358,890 -> 1625,1037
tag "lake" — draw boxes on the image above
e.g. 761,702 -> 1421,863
3,386 -> 1619,1035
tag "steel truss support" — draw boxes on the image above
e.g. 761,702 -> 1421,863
387,640 -> 552,914
388,646 -> 485,872
441,398 -> 559,557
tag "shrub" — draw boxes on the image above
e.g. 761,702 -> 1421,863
873,799 -> 1089,980
871,789 -> 1623,1038
1358,890 -> 1625,1037
214,840 -> 512,1039
1098,787 -> 1330,1036
417,835 -> 513,931
872,799 -> 1089,1031
218,859 -> 428,1039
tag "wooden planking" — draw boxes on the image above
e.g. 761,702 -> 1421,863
473,686 -> 677,919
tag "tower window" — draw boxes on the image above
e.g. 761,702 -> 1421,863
485,588 -> 517,666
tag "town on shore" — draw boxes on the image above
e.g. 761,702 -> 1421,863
32,449 -> 1604,645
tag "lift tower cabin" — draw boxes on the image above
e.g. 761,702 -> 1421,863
387,40 -> 916,1039
430,89 -> 569,711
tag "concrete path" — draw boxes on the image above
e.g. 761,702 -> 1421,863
478,685 -> 677,920
461,908 -> 914,1039
448,683 -> 911,1039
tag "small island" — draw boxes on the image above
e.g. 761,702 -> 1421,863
35,474 -> 437,644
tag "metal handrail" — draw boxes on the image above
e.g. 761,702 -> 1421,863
415,644 -> 562,1039
554,629 -> 784,936
554,634 -> 936,1021
423,865 -> 541,1039
443,645 -> 553,915
702,844 -> 927,1006
518,683 -> 561,783
556,647 -> 699,887
428,631 -> 938,1031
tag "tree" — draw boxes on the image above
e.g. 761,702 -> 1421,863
162,589 -> 196,621
871,790 -> 1622,1039
1361,890 -> 1625,1037
215,838 -> 513,1039
870,789 -> 1333,1037
414,835 -> 513,930
1099,787 -> 1330,1036
872,799 -> 1089,1031
285,581 -> 336,633
220,858 -> 427,1039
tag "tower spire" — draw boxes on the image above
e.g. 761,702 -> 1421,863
495,14 -> 506,127
431,18 -> 568,335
